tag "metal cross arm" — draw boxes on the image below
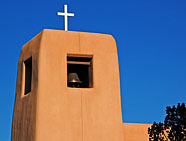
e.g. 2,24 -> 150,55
57,5 -> 75,31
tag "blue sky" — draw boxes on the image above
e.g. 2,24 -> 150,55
1,0 -> 186,140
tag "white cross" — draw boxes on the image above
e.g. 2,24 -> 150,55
57,5 -> 74,31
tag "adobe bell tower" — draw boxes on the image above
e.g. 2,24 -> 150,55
11,29 -> 124,141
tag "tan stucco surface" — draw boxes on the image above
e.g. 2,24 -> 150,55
123,123 -> 151,141
12,29 -> 124,141
11,32 -> 42,141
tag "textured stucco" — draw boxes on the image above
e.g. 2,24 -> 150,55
11,32 -> 42,141
123,123 -> 151,141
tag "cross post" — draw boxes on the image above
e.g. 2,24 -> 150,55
57,5 -> 74,31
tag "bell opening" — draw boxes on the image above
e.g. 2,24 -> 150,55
67,55 -> 93,88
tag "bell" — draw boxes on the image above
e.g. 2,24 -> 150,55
67,73 -> 82,83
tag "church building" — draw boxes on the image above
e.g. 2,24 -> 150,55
11,5 -> 151,141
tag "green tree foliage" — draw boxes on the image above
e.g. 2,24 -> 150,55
148,103 -> 186,141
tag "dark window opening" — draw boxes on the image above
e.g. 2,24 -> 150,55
67,55 -> 93,88
24,57 -> 32,94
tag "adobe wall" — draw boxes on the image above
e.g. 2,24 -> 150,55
11,32 -> 42,141
36,29 -> 124,141
123,123 -> 151,141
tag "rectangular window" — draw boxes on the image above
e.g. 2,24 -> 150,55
24,57 -> 32,94
67,54 -> 93,88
